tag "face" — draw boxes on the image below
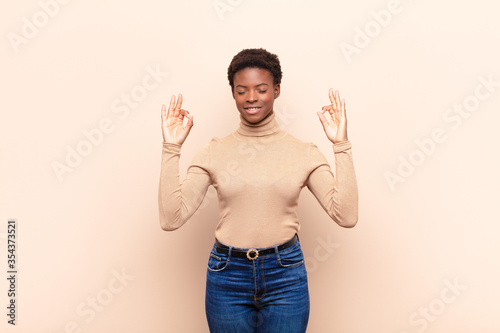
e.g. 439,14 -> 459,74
232,67 -> 280,124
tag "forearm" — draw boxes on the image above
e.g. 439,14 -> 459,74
158,142 -> 209,231
331,141 -> 358,227
307,141 -> 358,228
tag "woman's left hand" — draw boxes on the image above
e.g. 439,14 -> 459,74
317,89 -> 349,144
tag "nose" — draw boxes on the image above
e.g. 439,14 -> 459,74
247,91 -> 257,103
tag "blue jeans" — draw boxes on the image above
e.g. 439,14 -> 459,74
205,234 -> 310,332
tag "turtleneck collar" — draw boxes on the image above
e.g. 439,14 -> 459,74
236,111 -> 282,137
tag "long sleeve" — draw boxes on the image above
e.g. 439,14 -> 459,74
158,142 -> 212,231
305,140 -> 358,228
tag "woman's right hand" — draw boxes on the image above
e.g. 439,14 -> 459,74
161,94 -> 194,145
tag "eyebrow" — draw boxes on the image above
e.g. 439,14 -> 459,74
235,83 -> 270,88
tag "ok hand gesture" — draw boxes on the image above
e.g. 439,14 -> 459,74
316,89 -> 348,144
161,94 -> 194,145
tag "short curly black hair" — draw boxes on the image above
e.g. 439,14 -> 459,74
227,48 -> 283,90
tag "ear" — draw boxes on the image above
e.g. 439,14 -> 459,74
231,87 -> 236,100
274,84 -> 281,99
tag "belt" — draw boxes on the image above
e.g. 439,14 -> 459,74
215,234 -> 298,260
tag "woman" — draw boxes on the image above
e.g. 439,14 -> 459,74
158,48 -> 358,332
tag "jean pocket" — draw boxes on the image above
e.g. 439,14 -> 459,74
277,243 -> 304,268
207,251 -> 229,272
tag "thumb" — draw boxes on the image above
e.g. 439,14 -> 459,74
186,113 -> 194,128
317,111 -> 328,128
184,114 -> 194,136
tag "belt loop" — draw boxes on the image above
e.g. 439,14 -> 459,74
273,244 -> 281,262
228,246 -> 232,261
295,233 -> 299,242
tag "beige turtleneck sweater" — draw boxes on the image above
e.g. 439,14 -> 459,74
158,111 -> 358,248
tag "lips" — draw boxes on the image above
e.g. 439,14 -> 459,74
244,106 -> 262,115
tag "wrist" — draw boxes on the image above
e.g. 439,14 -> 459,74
163,141 -> 182,147
332,140 -> 352,153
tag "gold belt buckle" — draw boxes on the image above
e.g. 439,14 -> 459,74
246,248 -> 259,260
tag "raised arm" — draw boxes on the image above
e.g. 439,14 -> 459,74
309,89 -> 358,227
158,94 -> 211,231
306,141 -> 358,227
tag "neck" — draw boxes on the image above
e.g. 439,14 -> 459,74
237,111 -> 281,137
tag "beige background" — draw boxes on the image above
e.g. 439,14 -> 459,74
1,0 -> 499,332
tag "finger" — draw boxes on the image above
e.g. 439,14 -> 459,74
161,104 -> 168,140
179,109 -> 190,121
328,88 -> 335,105
322,105 -> 334,115
185,112 -> 194,128
180,111 -> 194,140
167,95 -> 176,118
341,98 -> 347,119
334,90 -> 340,111
174,93 -> 183,117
